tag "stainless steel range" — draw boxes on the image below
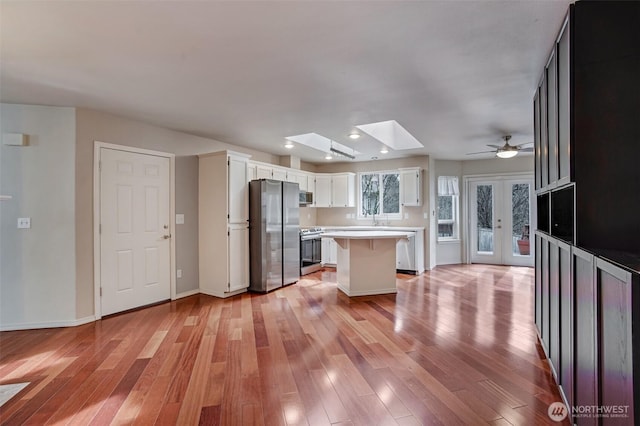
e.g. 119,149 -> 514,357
300,227 -> 323,275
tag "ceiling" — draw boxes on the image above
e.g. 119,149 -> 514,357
0,0 -> 571,163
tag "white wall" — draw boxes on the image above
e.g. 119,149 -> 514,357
434,160 -> 463,265
75,108 -> 280,317
1,104 -> 282,329
0,104 -> 78,329
433,156 -> 534,266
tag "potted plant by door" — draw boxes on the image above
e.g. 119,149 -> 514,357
517,225 -> 530,255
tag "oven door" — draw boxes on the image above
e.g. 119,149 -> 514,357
301,238 -> 314,266
300,236 -> 322,275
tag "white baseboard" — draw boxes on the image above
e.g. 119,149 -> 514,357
199,288 -> 246,299
0,315 -> 96,332
174,289 -> 199,299
336,284 -> 397,297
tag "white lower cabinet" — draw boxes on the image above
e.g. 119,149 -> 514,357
228,224 -> 249,292
396,233 -> 416,271
321,237 -> 338,265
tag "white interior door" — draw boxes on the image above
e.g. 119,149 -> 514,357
100,148 -> 171,316
469,178 -> 534,267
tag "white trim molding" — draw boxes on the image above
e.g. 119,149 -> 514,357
0,315 -> 96,332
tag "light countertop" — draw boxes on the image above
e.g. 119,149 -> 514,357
321,230 -> 412,239
321,225 -> 424,232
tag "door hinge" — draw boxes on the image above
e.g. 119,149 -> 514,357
99,224 -> 102,234
228,230 -> 230,236
228,159 -> 230,166
100,287 -> 102,297
99,161 -> 102,171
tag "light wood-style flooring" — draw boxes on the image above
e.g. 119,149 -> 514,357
0,265 -> 567,425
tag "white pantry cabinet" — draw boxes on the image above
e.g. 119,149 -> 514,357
198,150 -> 250,298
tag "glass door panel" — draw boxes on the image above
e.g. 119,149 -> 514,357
469,178 -> 534,266
470,181 -> 502,264
476,184 -> 495,254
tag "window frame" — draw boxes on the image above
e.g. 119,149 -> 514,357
357,170 -> 402,221
437,176 -> 460,242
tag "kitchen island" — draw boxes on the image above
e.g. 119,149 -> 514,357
321,231 -> 411,297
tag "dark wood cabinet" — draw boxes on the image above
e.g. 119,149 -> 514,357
535,233 -> 543,336
557,240 -> 572,410
534,3 -> 640,423
596,259 -> 639,425
556,18 -> 570,186
573,247 -> 598,426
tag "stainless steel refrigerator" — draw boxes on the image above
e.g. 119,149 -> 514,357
249,179 -> 300,292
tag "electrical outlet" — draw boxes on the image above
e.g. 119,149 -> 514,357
17,217 -> 31,229
176,214 -> 184,225
177,269 -> 182,278
404,213 -> 409,219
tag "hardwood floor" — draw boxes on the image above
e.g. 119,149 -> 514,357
0,264 -> 568,425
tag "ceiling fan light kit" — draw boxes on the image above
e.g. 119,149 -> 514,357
496,150 -> 518,159
466,134 -> 533,159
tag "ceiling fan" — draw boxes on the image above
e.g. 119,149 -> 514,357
467,135 -> 533,158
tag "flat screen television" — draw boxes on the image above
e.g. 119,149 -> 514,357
551,185 -> 575,243
537,193 -> 550,234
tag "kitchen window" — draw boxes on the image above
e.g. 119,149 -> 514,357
359,171 -> 400,220
438,176 -> 459,240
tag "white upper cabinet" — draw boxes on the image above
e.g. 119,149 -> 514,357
399,167 -> 421,206
228,154 -> 249,223
246,162 -> 257,183
314,174 -> 332,207
331,173 -> 355,208
271,167 -> 288,181
255,164 -> 272,179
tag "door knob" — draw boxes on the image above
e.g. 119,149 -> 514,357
496,226 -> 502,229
163,234 -> 172,239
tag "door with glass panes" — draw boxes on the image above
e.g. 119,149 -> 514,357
469,177 -> 534,266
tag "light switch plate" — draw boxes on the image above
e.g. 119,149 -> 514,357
177,269 -> 182,278
176,214 -> 184,225
17,217 -> 31,229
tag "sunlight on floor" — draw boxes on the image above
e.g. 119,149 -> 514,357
0,382 -> 29,407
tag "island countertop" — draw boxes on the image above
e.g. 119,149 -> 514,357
321,230 -> 412,239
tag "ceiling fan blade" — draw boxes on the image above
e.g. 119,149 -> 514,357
515,142 -> 534,148
466,150 -> 496,155
519,147 -> 534,153
486,144 -> 502,149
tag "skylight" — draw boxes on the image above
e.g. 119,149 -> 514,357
285,133 -> 360,158
356,120 -> 423,150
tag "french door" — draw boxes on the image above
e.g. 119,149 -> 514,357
469,177 -> 534,266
